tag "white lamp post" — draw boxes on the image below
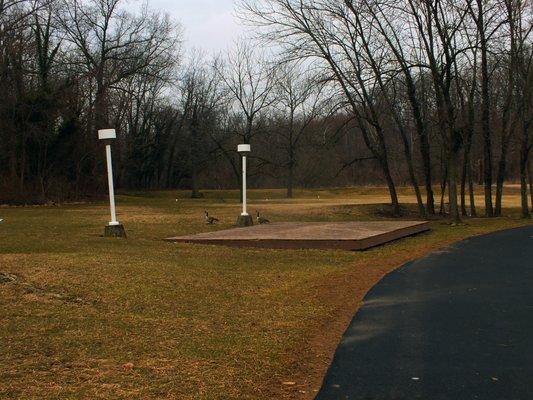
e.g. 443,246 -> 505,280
236,144 -> 253,227
98,129 -> 126,237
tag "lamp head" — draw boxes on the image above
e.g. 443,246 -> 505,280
98,129 -> 116,140
237,144 -> 251,153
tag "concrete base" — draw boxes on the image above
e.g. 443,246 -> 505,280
104,224 -> 127,238
236,214 -> 254,227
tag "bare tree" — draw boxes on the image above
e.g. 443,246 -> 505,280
499,0 -> 532,217
217,42 -> 277,144
179,54 -> 228,197
466,0 -> 501,216
272,64 -> 330,198
341,0 -> 427,216
1,0 -> 531,209
241,0 -> 402,214
57,0 -> 180,131
215,42 -> 277,191
402,0 -> 469,223
364,0 -> 436,215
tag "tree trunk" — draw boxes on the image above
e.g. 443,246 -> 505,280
381,160 -> 401,216
406,150 -> 426,218
468,158 -> 477,217
190,138 -> 204,199
372,137 -> 400,216
460,139 -> 473,217
94,81 -> 109,130
287,144 -> 295,198
480,50 -> 494,216
359,122 -> 400,216
528,159 -> 533,212
520,149 -> 530,218
403,72 -> 434,215
19,134 -> 26,192
189,109 -> 203,199
439,166 -> 448,215
472,0 -> 494,217
478,159 -> 484,185
481,120 -> 493,216
398,125 -> 426,218
520,124 -> 531,218
420,133 -> 435,215
190,162 -> 203,199
448,150 -> 461,224
287,163 -> 294,198
461,161 -> 467,217
461,92 -> 476,217
494,139 -> 511,216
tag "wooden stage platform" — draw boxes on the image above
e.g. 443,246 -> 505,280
165,221 -> 430,251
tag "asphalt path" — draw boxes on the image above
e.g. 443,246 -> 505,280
316,225 -> 533,400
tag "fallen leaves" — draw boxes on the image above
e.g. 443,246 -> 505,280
123,362 -> 134,372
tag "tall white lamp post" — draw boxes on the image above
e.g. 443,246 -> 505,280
236,144 -> 253,227
98,129 -> 126,237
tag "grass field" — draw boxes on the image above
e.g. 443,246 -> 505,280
0,187 -> 531,399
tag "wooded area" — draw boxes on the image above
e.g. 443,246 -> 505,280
0,0 -> 531,221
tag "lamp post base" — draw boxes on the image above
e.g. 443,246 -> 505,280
236,214 -> 253,227
104,224 -> 127,238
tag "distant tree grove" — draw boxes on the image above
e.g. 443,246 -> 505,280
0,0 -> 531,222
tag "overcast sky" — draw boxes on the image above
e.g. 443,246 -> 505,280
148,0 -> 246,54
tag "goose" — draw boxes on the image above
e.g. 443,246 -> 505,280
205,211 -> 219,224
256,211 -> 270,224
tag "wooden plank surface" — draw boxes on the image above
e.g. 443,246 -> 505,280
165,221 -> 430,251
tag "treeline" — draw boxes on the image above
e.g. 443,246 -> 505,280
0,0 -> 179,203
0,0 -> 532,222
242,0 -> 533,221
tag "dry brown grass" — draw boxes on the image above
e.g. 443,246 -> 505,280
0,187 -> 530,399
